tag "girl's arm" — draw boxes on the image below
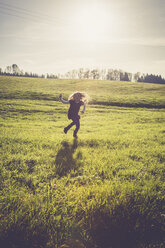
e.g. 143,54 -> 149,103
81,102 -> 86,113
59,94 -> 69,104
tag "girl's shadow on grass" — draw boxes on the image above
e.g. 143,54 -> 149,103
55,139 -> 82,177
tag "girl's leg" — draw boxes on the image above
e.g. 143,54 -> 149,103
73,116 -> 80,137
64,121 -> 75,133
64,116 -> 80,137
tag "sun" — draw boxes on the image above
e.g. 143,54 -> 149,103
72,3 -> 116,42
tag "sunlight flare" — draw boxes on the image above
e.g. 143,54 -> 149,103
72,3 -> 117,41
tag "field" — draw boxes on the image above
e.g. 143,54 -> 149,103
0,76 -> 165,248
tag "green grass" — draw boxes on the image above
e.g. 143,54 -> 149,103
0,76 -> 165,248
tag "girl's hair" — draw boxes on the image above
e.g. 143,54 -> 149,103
68,91 -> 90,103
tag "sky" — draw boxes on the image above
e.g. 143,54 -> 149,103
0,0 -> 165,77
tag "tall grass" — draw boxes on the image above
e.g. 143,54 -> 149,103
0,76 -> 165,248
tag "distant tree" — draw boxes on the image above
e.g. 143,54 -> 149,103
77,68 -> 84,79
47,73 -> 58,79
83,69 -> 90,79
12,64 -> 21,75
127,73 -> 132,81
90,69 -> 100,79
123,72 -> 129,81
70,69 -> 78,79
24,72 -> 29,77
100,69 -> 107,80
120,71 -> 125,81
114,70 -> 120,81
91,69 -> 96,79
120,70 -> 129,81
57,73 -> 61,78
5,66 -> 12,74
106,69 -> 113,80
134,72 -> 141,82
106,69 -> 119,81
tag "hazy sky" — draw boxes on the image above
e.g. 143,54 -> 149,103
0,0 -> 165,76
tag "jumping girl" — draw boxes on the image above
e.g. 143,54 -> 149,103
59,92 -> 89,138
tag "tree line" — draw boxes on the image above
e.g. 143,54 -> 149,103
137,74 -> 165,84
58,68 -> 165,84
0,64 -> 45,78
59,68 -> 132,81
0,64 -> 165,84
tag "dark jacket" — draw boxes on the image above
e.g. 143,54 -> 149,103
68,100 -> 83,119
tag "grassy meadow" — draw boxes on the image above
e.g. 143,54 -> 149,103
0,76 -> 165,248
